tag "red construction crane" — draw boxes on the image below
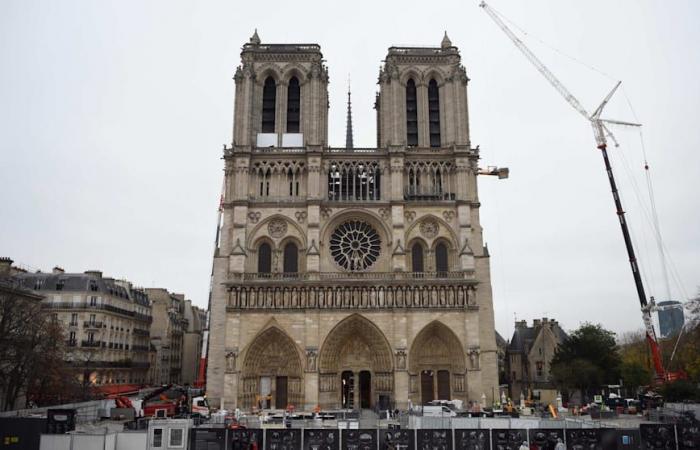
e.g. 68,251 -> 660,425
195,177 -> 226,389
479,1 -> 677,382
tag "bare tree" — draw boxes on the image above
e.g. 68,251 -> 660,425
0,280 -> 75,410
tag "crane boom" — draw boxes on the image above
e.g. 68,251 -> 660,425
479,2 -> 590,120
479,1 -> 668,381
195,177 -> 226,389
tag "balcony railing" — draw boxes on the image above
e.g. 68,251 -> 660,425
227,280 -> 479,311
44,303 -> 152,323
133,328 -> 150,337
65,360 -> 150,369
404,188 -> 455,201
132,345 -> 150,352
66,340 -> 77,347
83,321 -> 103,329
230,271 -> 473,283
81,340 -> 103,348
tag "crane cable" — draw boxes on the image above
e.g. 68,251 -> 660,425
489,3 -> 693,359
487,4 -> 617,82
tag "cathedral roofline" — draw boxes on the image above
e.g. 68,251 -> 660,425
242,43 -> 322,54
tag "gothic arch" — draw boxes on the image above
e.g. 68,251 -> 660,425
409,320 -> 467,404
255,64 -> 283,85
280,63 -> 309,85
318,314 -> 394,374
424,68 -> 448,86
320,209 -> 392,250
239,325 -> 304,409
406,237 -> 428,272
247,214 -> 307,249
405,214 -> 458,249
408,320 -> 466,372
400,67 -> 424,87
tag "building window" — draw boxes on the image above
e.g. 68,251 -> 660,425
34,279 -> 44,290
56,280 -> 65,291
327,161 -> 381,201
169,428 -> 184,448
262,76 -> 276,133
406,79 -> 418,146
89,280 -> 98,291
330,221 -> 381,271
536,361 -> 544,377
257,242 -> 272,274
286,76 -> 300,133
428,79 -> 441,147
90,296 -> 98,306
287,168 -> 299,197
435,242 -> 449,274
411,243 -> 424,273
283,242 -> 298,274
70,313 -> 78,326
152,428 -> 163,448
68,331 -> 76,346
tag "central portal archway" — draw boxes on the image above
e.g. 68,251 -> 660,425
318,314 -> 393,409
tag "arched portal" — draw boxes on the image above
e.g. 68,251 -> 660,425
409,321 -> 466,405
240,327 -> 303,409
318,314 -> 393,409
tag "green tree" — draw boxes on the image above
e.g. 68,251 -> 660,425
550,323 -> 621,401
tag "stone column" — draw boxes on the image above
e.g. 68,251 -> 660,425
353,372 -> 360,409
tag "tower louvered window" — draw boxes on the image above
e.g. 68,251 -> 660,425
406,79 -> 418,147
428,79 -> 441,147
435,242 -> 448,275
287,77 -> 300,133
411,243 -> 424,273
258,242 -> 272,274
262,77 -> 276,133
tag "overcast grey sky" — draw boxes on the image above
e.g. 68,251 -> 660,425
1,1 -> 698,340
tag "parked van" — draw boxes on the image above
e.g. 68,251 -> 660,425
422,405 -> 457,417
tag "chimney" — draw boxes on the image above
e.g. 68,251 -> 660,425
84,270 -> 103,279
0,257 -> 13,276
52,266 -> 65,274
515,320 -> 528,329
533,319 -> 541,327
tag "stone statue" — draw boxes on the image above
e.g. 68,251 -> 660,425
306,350 -> 317,371
467,285 -> 476,306
468,347 -> 480,370
225,351 -> 237,372
396,350 -> 407,370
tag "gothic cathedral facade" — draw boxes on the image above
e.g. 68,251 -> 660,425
207,32 -> 500,411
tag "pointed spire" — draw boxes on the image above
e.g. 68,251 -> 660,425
345,75 -> 354,149
441,31 -> 452,49
250,29 -> 261,45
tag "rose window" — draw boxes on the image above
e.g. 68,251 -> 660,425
330,221 -> 381,271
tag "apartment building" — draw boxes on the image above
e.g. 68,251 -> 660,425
13,267 -> 153,388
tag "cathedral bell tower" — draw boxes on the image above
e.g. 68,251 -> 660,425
232,30 -> 329,149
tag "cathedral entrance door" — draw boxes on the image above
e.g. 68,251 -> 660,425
359,370 -> 371,409
421,370 -> 435,404
275,376 -> 288,409
260,377 -> 272,409
437,370 -> 450,400
341,371 -> 354,409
